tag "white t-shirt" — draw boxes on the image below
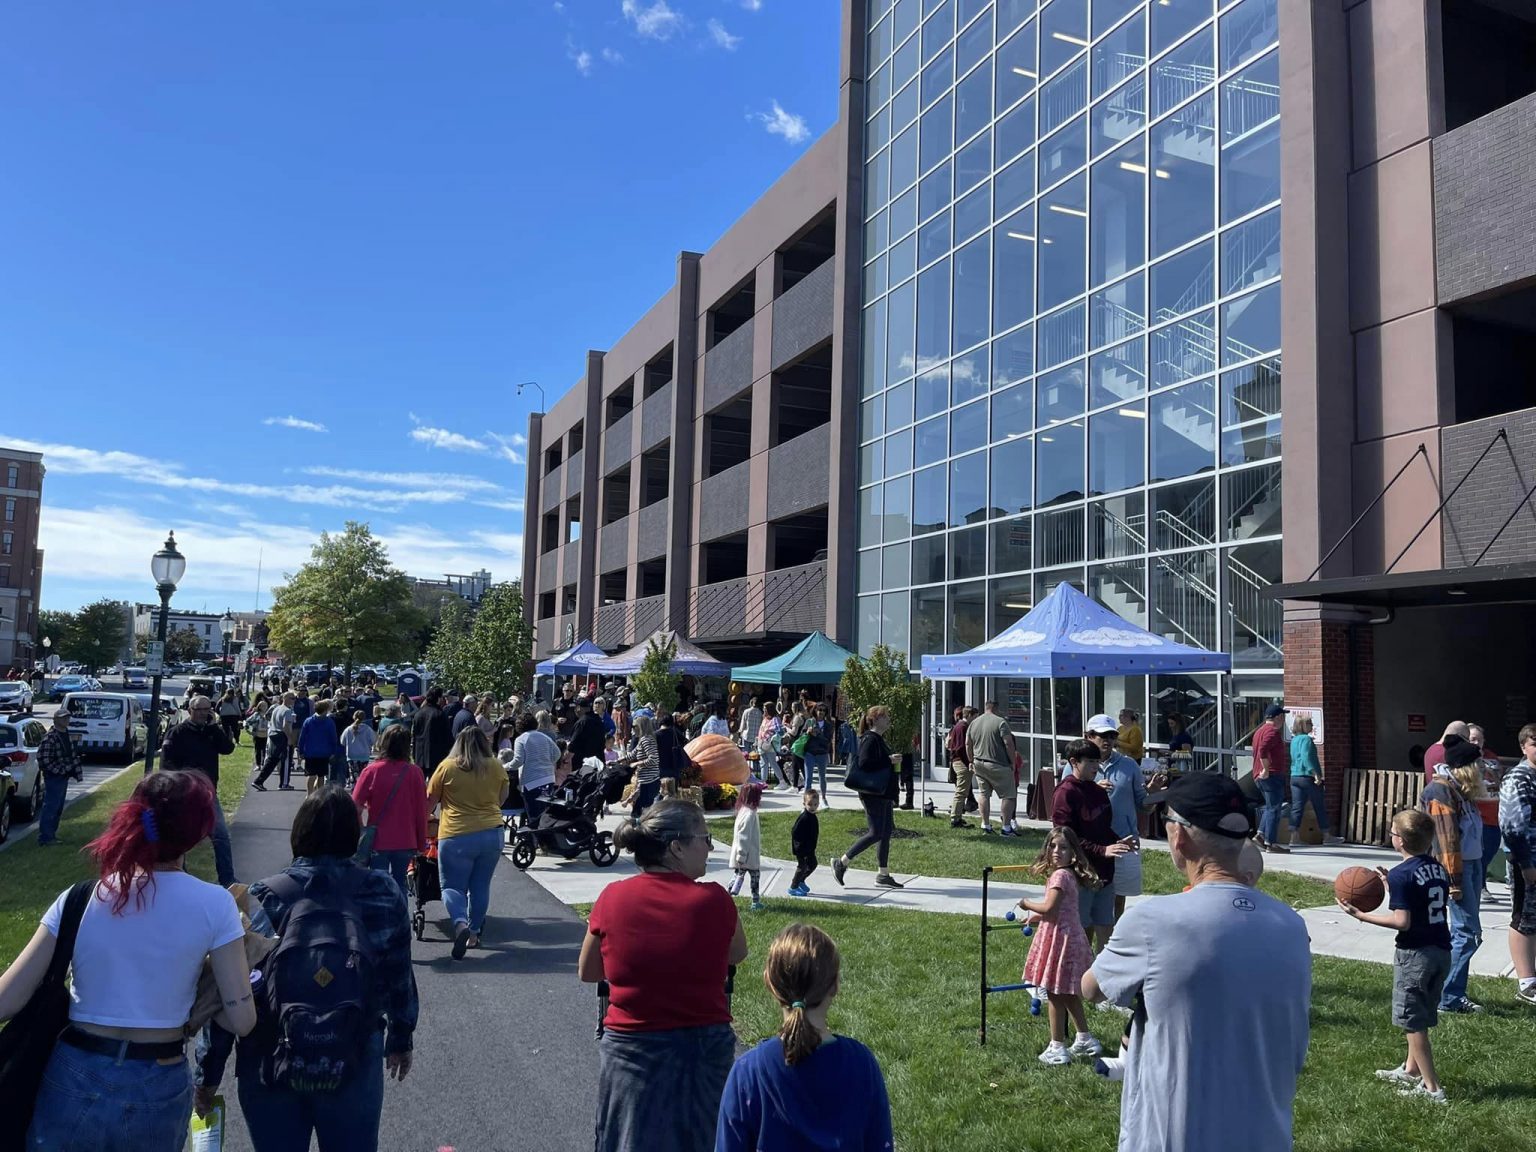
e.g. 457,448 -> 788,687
42,871 -> 245,1030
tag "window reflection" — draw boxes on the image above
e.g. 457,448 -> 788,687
1149,379 -> 1216,482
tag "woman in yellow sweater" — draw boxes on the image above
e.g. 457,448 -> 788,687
427,727 -> 510,959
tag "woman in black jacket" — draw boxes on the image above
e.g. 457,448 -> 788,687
830,706 -> 903,889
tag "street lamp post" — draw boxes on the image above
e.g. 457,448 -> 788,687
515,380 -> 545,412
220,611 -> 235,691
143,533 -> 186,775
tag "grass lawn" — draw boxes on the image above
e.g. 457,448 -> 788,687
0,744 -> 254,966
758,807 -> 1338,909
576,898 -> 1526,1151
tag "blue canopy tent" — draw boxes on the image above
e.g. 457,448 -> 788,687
731,631 -> 856,686
534,639 -> 609,677
587,629 -> 732,678
919,583 -> 1231,794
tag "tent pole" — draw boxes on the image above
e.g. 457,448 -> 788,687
1050,675 -> 1058,791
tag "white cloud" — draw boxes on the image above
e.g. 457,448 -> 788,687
553,0 -> 565,10
4,436 -> 500,514
572,48 -> 593,75
486,432 -> 526,466
740,0 -> 762,9
405,414 -> 492,455
601,46 -> 625,63
622,0 -> 684,39
38,504 -> 523,611
300,466 -> 507,494
1068,627 -> 1163,649
262,416 -> 328,433
752,100 -> 810,143
707,18 -> 741,49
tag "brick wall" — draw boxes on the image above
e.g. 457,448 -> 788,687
1441,408 -> 1536,567
1433,90 -> 1536,305
1284,619 -> 1377,825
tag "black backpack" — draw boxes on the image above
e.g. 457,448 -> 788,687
256,867 -> 376,1093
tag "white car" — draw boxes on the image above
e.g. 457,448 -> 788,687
64,692 -> 148,763
0,716 -> 48,825
0,682 -> 33,715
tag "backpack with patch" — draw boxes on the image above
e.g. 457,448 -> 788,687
255,867 -> 376,1093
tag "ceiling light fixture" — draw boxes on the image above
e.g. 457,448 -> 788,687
1154,168 -> 1171,179
1011,67 -> 1037,79
1119,161 -> 1148,174
1051,32 -> 1089,46
1006,231 -> 1036,242
1118,407 -> 1146,419
1047,204 -> 1088,217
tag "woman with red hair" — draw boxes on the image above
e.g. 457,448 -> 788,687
0,771 -> 257,1150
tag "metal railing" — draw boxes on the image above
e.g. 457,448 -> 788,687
687,561 -> 827,640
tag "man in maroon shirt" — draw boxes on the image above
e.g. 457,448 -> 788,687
1252,704 -> 1291,853
1051,738 -> 1132,951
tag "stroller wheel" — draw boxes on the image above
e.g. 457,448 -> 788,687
412,907 -> 426,941
511,837 -> 537,870
590,832 -> 618,868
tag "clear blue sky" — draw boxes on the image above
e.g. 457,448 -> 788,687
3,0 -> 841,612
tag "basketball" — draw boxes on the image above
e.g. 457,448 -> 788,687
1334,866 -> 1385,912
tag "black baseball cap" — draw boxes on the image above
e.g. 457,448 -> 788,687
1444,740 -> 1482,769
1263,704 -> 1285,719
1166,773 -> 1254,839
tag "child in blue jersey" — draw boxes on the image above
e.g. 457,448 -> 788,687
1339,808 -> 1453,1103
715,924 -> 893,1152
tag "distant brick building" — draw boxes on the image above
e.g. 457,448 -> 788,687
0,447 -> 44,668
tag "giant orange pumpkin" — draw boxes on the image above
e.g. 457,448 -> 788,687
684,733 -> 751,785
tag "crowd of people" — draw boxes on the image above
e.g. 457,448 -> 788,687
9,668 -> 1536,1150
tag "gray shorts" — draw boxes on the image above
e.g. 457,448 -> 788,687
972,758 -> 1017,801
1392,947 -> 1451,1032
1111,849 -> 1143,897
1079,880 -> 1116,928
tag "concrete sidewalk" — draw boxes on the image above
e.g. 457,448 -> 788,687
519,778 -> 1514,977
216,783 -> 599,1152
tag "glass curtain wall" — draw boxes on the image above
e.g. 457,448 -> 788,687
857,0 -> 1282,770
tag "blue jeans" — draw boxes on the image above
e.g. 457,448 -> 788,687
237,1031 -> 385,1152
1442,856 -> 1484,1007
1289,776 -> 1330,836
1257,774 -> 1287,845
28,1040 -> 192,1151
37,772 -> 70,844
803,751 -> 830,798
439,825 -> 502,933
371,848 -> 414,895
210,793 -> 236,887
1482,822 -> 1504,882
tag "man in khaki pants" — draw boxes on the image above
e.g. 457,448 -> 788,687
948,706 -> 976,828
967,701 -> 1021,836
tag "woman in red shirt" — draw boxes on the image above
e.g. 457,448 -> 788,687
579,799 -> 748,1152
351,724 -> 430,892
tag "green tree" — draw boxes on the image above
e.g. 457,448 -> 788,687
136,627 -> 205,662
65,599 -> 132,674
840,644 -> 929,752
461,584 -> 534,700
37,609 -> 74,657
424,595 -> 473,693
266,522 -> 425,680
630,634 -> 680,716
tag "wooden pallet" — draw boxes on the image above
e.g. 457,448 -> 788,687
1344,769 -> 1420,846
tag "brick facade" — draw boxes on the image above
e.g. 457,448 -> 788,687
1283,618 -> 1376,824
1441,409 -> 1536,568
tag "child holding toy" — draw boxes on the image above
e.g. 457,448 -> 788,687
729,779 -> 766,910
1017,826 -> 1102,1066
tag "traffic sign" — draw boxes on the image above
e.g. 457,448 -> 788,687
145,641 -> 165,676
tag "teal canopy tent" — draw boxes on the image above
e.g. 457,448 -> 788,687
731,631 -> 856,686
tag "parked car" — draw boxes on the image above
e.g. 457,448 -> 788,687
121,666 -> 149,690
0,682 -> 33,715
0,716 -> 48,821
63,692 -> 148,763
47,674 -> 97,702
0,767 -> 13,842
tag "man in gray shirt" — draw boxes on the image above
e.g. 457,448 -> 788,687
965,701 -> 1020,836
1084,773 -> 1311,1152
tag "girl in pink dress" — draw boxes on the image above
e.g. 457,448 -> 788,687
1017,826 -> 1102,1066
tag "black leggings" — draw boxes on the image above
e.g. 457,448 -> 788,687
847,795 -> 894,868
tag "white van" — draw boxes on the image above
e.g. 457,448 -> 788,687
64,692 -> 148,763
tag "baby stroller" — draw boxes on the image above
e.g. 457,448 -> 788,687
509,760 -> 627,871
407,831 -> 441,942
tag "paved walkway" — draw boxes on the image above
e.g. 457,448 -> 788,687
521,779 -> 1515,977
217,783 -> 598,1152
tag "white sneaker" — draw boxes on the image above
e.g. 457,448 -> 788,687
1069,1033 -> 1103,1058
1374,1063 -> 1420,1087
1398,1084 -> 1447,1104
1323,835 -> 1346,846
1037,1041 -> 1071,1066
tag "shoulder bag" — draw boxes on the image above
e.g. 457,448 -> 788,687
0,880 -> 94,1152
843,734 -> 894,796
353,763 -> 411,865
